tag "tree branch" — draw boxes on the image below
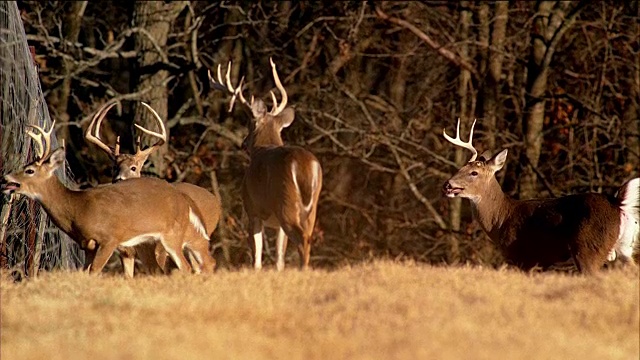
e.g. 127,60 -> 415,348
375,6 -> 478,78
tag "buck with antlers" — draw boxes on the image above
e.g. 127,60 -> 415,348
210,59 -> 322,270
442,119 -> 639,274
84,101 -> 222,276
1,122 -> 216,276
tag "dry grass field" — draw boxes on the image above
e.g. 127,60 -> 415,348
1,261 -> 638,360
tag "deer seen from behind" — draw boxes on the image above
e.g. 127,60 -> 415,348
85,101 -> 222,276
442,119 -> 639,274
210,59 -> 322,271
1,122 -> 215,276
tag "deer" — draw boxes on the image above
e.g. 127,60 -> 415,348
209,58 -> 322,271
442,119 -> 640,274
84,101 -> 222,276
1,122 -> 216,276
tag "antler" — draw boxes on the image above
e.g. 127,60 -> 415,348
133,102 -> 167,158
208,61 -> 254,112
85,102 -> 120,157
27,120 -> 56,165
443,118 -> 478,162
268,57 -> 288,116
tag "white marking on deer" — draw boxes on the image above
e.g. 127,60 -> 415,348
189,207 -> 210,241
253,230 -> 263,270
119,233 -> 162,247
615,178 -> 640,260
276,227 -> 286,271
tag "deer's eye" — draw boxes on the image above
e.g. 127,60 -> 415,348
131,166 -> 137,172
25,169 -> 35,175
470,171 -> 479,176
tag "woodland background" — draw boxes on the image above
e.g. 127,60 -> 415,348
14,1 -> 640,269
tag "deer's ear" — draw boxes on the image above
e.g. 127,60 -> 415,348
251,99 -> 267,122
45,147 -> 66,174
488,149 -> 508,173
277,108 -> 295,129
478,150 -> 493,162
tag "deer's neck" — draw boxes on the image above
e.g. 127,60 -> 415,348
469,178 -> 514,244
36,177 -> 83,234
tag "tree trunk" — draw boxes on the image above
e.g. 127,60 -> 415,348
449,1 -> 473,264
479,1 -> 508,151
520,1 -> 583,198
48,1 -> 87,146
132,1 -> 186,177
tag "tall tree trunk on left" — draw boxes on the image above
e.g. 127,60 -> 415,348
48,1 -> 87,146
448,1 -> 473,264
132,1 -> 186,177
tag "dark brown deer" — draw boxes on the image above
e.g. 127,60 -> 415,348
84,101 -> 222,276
210,59 -> 322,270
442,119 -> 639,274
2,122 -> 215,276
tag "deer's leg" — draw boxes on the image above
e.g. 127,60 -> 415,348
280,221 -> 309,270
297,239 -> 311,270
89,242 -> 119,275
275,227 -> 287,271
249,218 -> 264,270
154,242 -> 169,274
118,246 -> 137,278
186,238 -> 216,274
159,235 -> 191,273
83,247 -> 96,271
133,243 -> 161,275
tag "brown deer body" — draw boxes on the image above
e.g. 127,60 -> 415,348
85,102 -> 221,276
210,59 -> 322,270
443,119 -> 639,274
2,123 -> 212,275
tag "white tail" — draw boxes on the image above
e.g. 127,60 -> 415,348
2,122 -> 211,276
210,58 -> 322,271
442,118 -> 638,274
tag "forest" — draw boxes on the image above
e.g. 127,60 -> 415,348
7,0 -> 640,270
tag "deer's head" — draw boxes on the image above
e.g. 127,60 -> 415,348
85,101 -> 166,182
210,58 -> 294,153
442,119 -> 508,202
2,122 -> 65,199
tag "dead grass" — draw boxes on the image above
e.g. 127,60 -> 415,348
1,261 -> 638,360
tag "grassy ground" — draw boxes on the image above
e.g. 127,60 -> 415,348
1,261 -> 638,360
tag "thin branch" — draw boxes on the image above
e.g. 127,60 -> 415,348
375,6 -> 478,78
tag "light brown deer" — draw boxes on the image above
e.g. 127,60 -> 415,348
1,122 -> 216,275
442,119 -> 639,274
210,59 -> 322,270
84,101 -> 222,276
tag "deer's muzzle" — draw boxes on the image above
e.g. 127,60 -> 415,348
443,181 -> 463,198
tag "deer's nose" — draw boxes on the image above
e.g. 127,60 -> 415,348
443,181 -> 453,191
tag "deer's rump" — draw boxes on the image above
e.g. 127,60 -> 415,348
502,193 -> 620,270
243,146 -> 321,222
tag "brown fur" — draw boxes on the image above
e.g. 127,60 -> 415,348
3,148 -> 211,275
243,101 -> 322,269
444,151 -> 624,274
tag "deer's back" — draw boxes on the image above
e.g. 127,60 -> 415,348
501,193 -> 620,269
76,177 -> 191,240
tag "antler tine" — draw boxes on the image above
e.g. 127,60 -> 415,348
27,120 -> 56,163
85,102 -> 117,156
134,102 -> 167,149
209,61 -> 252,112
268,57 -> 288,116
29,120 -> 55,161
443,118 -> 478,162
26,129 -> 45,160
